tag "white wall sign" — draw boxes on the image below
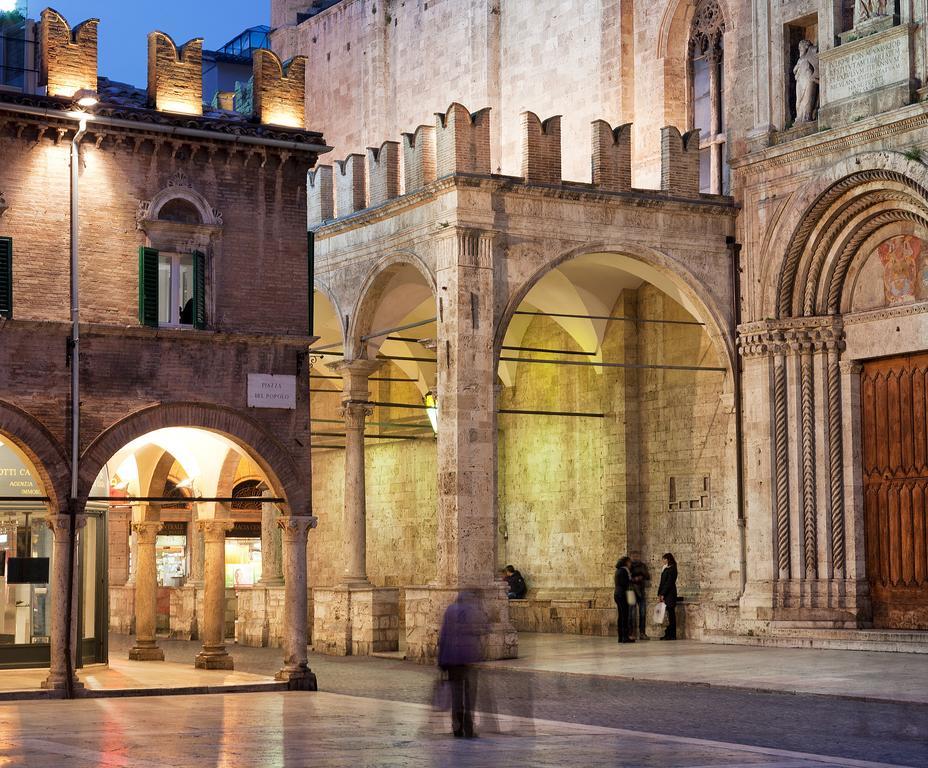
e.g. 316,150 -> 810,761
247,374 -> 297,410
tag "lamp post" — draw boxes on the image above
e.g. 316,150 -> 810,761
62,92 -> 97,698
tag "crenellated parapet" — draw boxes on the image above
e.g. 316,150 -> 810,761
147,32 -> 203,115
367,141 -> 401,207
335,155 -> 367,218
252,49 -> 307,129
308,165 -> 334,225
661,126 -> 701,197
521,111 -> 562,184
39,7 -> 99,98
306,103 -> 723,227
402,125 -> 437,194
435,103 -> 491,176
591,121 -> 632,192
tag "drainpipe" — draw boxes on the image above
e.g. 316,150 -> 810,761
727,236 -> 747,597
65,116 -> 88,700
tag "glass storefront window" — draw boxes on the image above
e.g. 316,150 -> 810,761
225,538 -> 261,587
156,534 -> 188,587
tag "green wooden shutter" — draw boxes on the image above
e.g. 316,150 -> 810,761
138,246 -> 159,327
0,237 -> 12,319
192,250 -> 206,330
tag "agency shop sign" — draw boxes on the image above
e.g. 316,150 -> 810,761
247,374 -> 297,410
0,443 -> 42,498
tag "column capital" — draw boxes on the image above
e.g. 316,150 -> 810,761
840,359 -> 863,375
328,357 -> 384,402
196,519 -> 234,542
338,401 -> 374,431
44,513 -> 87,538
131,520 -> 164,544
277,515 -> 317,544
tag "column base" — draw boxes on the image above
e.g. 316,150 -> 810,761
275,666 -> 318,691
404,584 -> 518,663
129,641 -> 165,661
41,672 -> 84,692
195,646 -> 234,670
312,586 -> 399,656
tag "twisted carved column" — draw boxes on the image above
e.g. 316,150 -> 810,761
798,344 -> 818,580
826,343 -> 846,578
276,515 -> 318,690
195,519 -> 234,670
42,513 -> 87,691
129,521 -> 164,661
773,352 -> 791,578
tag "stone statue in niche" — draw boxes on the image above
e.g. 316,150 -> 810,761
854,0 -> 890,25
793,40 -> 819,124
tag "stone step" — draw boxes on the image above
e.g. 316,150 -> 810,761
702,630 -> 928,654
767,627 -> 928,643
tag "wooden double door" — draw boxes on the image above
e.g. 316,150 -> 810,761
861,352 -> 928,630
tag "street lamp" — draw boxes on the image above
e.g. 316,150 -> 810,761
424,391 -> 438,434
73,89 -> 99,109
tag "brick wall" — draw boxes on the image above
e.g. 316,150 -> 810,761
253,49 -> 306,129
39,9 -> 98,98
147,33 -> 204,115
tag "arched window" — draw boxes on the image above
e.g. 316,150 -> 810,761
688,0 -> 728,194
231,479 -> 264,510
157,198 -> 202,225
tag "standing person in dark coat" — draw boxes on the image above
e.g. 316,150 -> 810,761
504,565 -> 527,599
614,557 -> 634,643
657,552 -> 679,640
437,591 -> 481,737
629,551 -> 651,641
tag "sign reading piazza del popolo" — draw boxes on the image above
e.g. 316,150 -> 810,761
247,374 -> 297,410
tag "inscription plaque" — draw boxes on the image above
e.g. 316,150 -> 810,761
821,25 -> 911,106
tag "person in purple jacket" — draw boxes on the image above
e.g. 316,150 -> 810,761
437,591 -> 482,738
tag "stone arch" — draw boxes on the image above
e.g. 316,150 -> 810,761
657,0 -> 733,128
146,449 -> 179,498
79,402 -> 308,516
313,277 -> 348,347
495,242 -> 735,379
346,251 -> 437,360
769,151 -> 928,318
215,448 -> 244,499
146,183 -> 220,227
0,400 -> 70,512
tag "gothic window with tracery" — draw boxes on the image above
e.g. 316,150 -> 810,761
688,0 -> 728,194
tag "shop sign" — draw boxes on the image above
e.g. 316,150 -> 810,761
0,443 -> 43,498
247,374 -> 297,410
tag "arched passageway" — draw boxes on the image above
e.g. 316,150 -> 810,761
308,261 -> 440,654
495,250 -> 738,638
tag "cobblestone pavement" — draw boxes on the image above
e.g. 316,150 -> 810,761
0,690 -> 919,768
99,634 -> 928,766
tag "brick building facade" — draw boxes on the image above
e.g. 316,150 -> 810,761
0,8 -> 325,689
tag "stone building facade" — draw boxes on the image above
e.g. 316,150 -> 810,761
274,0 -> 928,650
0,8 -> 325,688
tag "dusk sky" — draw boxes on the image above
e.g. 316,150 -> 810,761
27,1 -> 269,87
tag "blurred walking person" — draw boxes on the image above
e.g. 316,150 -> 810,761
437,591 -> 481,737
614,557 -> 634,643
630,551 -> 651,640
658,552 -> 679,640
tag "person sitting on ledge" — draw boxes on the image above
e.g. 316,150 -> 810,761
504,565 -> 527,599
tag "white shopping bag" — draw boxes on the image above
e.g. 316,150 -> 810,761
652,602 -> 667,625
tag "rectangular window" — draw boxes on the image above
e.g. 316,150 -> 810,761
0,237 -> 11,318
698,147 -> 712,194
139,246 -> 205,329
692,56 -> 712,138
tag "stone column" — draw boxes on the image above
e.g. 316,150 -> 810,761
195,519 -> 234,670
275,515 -> 317,690
258,490 -> 283,586
42,512 -> 86,692
188,513 -> 204,586
328,358 -> 383,586
405,228 -> 517,663
129,520 -> 164,661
